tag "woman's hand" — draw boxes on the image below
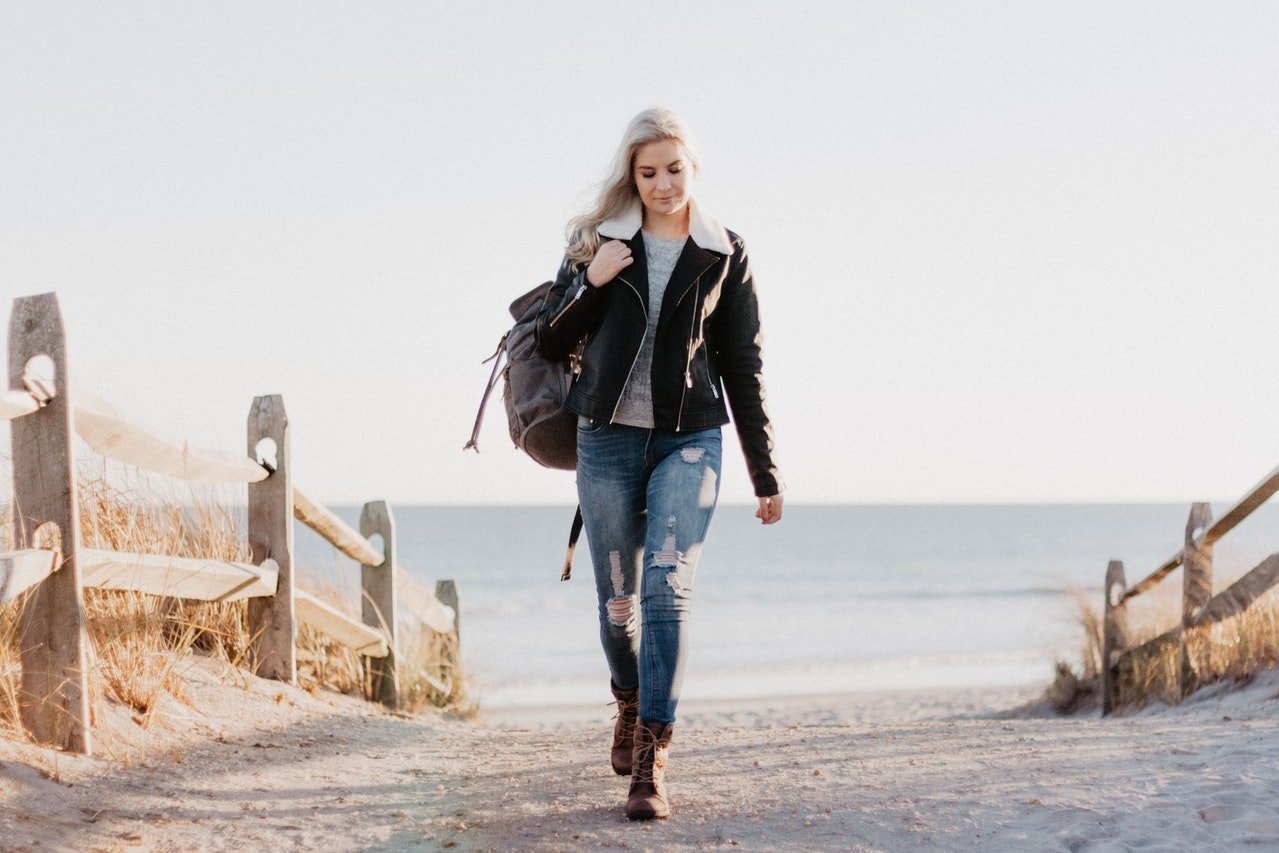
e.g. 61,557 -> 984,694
586,240 -> 634,287
755,494 -> 783,525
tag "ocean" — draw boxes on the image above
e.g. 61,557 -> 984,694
294,503 -> 1279,710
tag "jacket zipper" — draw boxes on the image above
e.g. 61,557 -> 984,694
674,278 -> 704,432
609,274 -> 648,424
547,280 -> 587,329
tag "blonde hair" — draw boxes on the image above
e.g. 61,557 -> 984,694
565,107 -> 700,269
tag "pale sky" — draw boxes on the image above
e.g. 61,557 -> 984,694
3,2 -> 1277,506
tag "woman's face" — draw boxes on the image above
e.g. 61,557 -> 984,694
632,139 -> 692,220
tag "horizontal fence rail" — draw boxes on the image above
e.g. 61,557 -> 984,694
78,551 -> 279,602
3,292 -> 460,755
1102,465 -> 1279,715
0,549 -> 58,605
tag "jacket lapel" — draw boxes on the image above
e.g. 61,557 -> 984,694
659,240 -> 721,325
597,197 -> 731,321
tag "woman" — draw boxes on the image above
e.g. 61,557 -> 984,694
536,107 -> 784,820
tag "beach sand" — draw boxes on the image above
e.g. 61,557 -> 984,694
4,656 -> 1279,852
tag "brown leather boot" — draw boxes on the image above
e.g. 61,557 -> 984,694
610,683 -> 639,775
626,720 -> 673,820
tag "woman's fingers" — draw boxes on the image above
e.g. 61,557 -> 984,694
586,240 -> 634,287
755,495 -> 783,525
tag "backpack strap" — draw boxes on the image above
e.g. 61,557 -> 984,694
561,504 -> 584,581
463,334 -> 508,454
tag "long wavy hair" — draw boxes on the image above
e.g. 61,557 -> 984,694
565,107 -> 700,270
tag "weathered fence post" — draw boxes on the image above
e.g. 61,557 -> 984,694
247,395 -> 295,682
8,293 -> 92,754
1180,501 -> 1214,699
360,500 -> 398,706
436,579 -> 460,642
1101,559 -> 1128,716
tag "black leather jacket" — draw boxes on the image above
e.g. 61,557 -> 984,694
535,214 -> 782,498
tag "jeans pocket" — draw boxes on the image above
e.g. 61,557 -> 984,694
577,415 -> 608,434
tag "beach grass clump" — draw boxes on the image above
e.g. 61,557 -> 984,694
83,589 -> 198,717
1043,590 -> 1104,714
74,473 -> 249,657
1063,574 -> 1279,714
0,596 -> 23,741
295,584 -> 364,697
292,585 -> 475,718
398,618 -> 475,718
2,464 -> 474,746
76,473 -> 255,723
1047,573 -> 1279,714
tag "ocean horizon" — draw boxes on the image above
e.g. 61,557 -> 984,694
294,503 -> 1279,710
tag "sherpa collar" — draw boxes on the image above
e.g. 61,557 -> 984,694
598,198 -> 735,255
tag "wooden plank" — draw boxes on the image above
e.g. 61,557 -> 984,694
1125,464 -> 1279,604
1121,550 -> 1183,603
0,389 -> 39,421
0,549 -> 59,605
360,501 -> 399,706
1190,553 -> 1279,628
8,292 -> 92,755
79,549 -> 278,602
397,568 -> 456,634
247,395 -> 296,683
293,488 -> 384,566
1204,463 -> 1279,546
1119,624 -> 1181,667
1112,623 -> 1180,711
296,589 -> 389,658
74,388 -> 269,484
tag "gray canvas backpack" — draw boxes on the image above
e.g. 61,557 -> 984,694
465,280 -> 578,471
465,280 -> 583,579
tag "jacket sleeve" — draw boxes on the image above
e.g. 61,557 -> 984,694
711,237 -> 784,498
535,255 -> 606,360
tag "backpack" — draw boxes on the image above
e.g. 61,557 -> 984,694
465,280 -> 583,579
464,280 -> 578,470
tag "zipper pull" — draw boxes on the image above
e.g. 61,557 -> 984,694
548,283 -> 588,329
684,371 -> 694,389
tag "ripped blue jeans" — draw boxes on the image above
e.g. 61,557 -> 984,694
575,419 -> 722,725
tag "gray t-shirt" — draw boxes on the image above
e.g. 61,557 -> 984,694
613,231 -> 687,428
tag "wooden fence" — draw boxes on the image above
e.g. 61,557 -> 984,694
1,292 -> 458,754
1102,463 -> 1279,714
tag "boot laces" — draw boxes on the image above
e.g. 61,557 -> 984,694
631,730 -> 667,784
612,695 -> 638,738
632,739 -> 658,783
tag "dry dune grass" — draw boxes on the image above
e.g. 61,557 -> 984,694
1,463 -> 472,751
1116,590 -> 1279,710
1052,570 -> 1279,714
0,592 -> 21,740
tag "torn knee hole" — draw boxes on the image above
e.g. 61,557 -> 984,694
606,594 -> 637,633
680,447 -> 705,463
653,533 -> 681,568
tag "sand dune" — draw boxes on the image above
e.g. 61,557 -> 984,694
3,657 -> 1279,852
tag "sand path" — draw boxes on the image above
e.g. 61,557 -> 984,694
4,660 -> 1279,852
